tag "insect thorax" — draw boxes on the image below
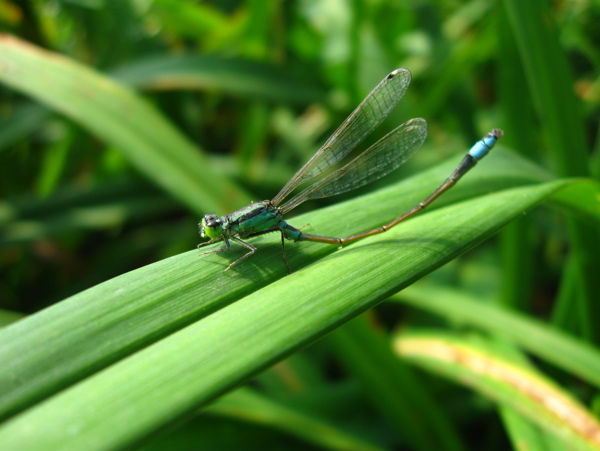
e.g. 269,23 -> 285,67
226,201 -> 283,237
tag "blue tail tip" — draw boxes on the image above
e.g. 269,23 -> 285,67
469,129 -> 504,160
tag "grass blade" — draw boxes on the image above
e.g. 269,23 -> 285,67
0,34 -> 248,215
395,333 -> 600,450
0,178 -> 574,449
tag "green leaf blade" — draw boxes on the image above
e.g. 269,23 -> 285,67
0,179 -> 574,450
0,34 -> 248,215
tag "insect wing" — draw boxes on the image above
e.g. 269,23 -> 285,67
280,118 -> 427,214
272,68 -> 412,206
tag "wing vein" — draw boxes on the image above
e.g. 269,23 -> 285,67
272,68 -> 413,206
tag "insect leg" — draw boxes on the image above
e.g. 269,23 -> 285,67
245,227 -> 293,273
224,237 -> 258,272
199,236 -> 230,255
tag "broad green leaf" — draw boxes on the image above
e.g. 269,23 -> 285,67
0,148 -> 550,421
0,178 -> 577,450
391,283 -> 600,389
0,34 -> 248,215
394,333 -> 600,451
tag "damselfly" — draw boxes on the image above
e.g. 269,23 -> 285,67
198,68 -> 502,272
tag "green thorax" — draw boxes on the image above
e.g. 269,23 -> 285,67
217,200 -> 283,239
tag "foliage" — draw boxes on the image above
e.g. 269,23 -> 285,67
1,0 -> 599,450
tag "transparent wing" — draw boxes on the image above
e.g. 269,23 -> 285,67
280,118 -> 427,214
271,68 -> 412,207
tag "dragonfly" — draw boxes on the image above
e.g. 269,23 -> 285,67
198,68 -> 503,272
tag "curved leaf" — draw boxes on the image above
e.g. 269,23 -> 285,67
391,284 -> 600,388
112,55 -> 323,104
0,177 -> 577,449
0,148 -> 548,420
394,333 -> 600,451
0,34 -> 248,215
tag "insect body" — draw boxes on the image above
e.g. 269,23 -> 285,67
199,68 -> 502,272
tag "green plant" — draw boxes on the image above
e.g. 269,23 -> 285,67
1,1 -> 599,450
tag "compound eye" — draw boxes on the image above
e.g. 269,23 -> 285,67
203,214 -> 221,228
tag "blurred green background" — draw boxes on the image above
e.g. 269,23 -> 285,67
1,1 -> 599,450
